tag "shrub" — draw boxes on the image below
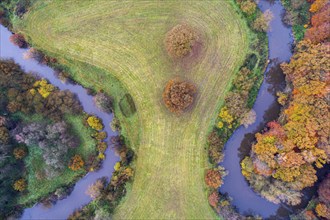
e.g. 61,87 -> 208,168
165,24 -> 198,58
208,191 -> 220,209
207,131 -> 224,163
162,78 -> 197,114
253,10 -> 274,32
240,0 -> 257,15
33,79 -> 55,98
0,126 -> 9,144
13,178 -> 26,191
94,92 -> 113,113
205,169 -> 222,188
315,203 -> 329,218
13,147 -> 26,159
87,116 -> 104,131
93,131 -> 107,141
23,48 -> 45,63
69,155 -> 84,171
15,0 -> 31,17
9,33 -> 28,48
86,179 -> 105,199
241,109 -> 256,128
97,142 -> 107,153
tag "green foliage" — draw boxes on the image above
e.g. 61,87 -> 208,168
281,0 -> 310,42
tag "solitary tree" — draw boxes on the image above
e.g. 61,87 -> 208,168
165,24 -> 198,58
162,78 -> 197,114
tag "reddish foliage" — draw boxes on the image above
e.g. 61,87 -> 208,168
208,191 -> 220,209
68,155 -> 84,171
9,34 -> 28,48
311,4 -> 330,27
304,210 -> 317,220
305,22 -> 330,43
162,78 -> 197,114
310,0 -> 328,13
205,169 -> 222,188
267,121 -> 286,140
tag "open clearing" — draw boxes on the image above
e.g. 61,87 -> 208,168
19,1 -> 250,218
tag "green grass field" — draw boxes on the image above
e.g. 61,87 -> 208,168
17,1 -> 251,218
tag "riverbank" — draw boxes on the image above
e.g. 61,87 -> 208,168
0,25 -> 121,219
219,0 -> 294,218
8,0 -> 254,218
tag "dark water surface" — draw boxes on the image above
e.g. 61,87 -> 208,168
220,0 -> 294,219
0,0 -> 295,218
0,25 -> 120,219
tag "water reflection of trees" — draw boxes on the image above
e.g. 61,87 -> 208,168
266,58 -> 286,96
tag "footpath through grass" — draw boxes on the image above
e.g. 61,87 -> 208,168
17,1 -> 252,218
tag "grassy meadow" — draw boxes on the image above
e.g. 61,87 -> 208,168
16,1 -> 253,218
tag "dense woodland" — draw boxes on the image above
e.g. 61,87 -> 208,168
241,1 -> 330,218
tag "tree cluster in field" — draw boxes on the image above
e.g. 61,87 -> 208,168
68,136 -> 135,219
165,24 -> 198,58
162,78 -> 197,114
241,3 -> 330,206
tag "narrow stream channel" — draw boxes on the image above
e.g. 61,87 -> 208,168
0,25 -> 120,219
0,0 -> 294,218
220,0 -> 293,219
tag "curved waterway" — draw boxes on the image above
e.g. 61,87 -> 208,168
220,0 -> 293,219
0,0 -> 294,218
0,25 -> 120,219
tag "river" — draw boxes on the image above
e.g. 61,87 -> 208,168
220,0 -> 293,219
0,25 -> 120,219
0,0 -> 294,219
